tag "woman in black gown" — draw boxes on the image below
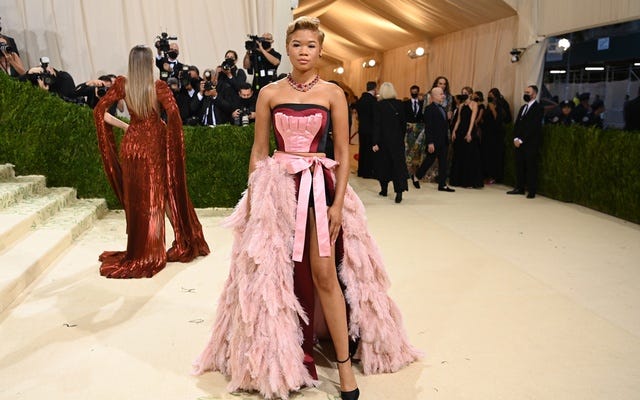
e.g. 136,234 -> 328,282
450,86 -> 483,188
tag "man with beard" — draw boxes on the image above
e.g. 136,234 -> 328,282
230,83 -> 256,125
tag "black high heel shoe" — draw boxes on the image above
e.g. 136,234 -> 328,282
337,356 -> 360,400
341,388 -> 360,400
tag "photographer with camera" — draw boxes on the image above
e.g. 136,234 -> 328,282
20,57 -> 78,102
0,17 -> 26,77
243,32 -> 281,93
230,82 -> 256,126
169,65 -> 203,125
74,74 -> 123,113
195,71 -> 231,126
216,50 -> 246,93
154,32 -> 183,81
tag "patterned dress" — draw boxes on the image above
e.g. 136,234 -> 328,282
93,76 -> 209,278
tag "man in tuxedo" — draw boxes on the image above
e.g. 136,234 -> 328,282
507,85 -> 544,199
354,81 -> 377,178
404,85 -> 424,123
155,42 -> 183,81
411,87 -> 454,192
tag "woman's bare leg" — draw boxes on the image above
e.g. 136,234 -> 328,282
308,212 -> 357,392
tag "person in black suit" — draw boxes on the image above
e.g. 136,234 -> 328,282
623,87 -> 640,131
354,81 -> 377,178
411,86 -> 455,192
507,85 -> 544,199
155,42 -> 183,81
404,85 -> 424,123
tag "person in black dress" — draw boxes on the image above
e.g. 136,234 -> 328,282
450,86 -> 483,188
481,88 -> 507,183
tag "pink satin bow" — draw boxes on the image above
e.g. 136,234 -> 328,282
273,152 -> 338,262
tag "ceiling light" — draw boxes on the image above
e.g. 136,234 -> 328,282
407,47 -> 426,59
363,59 -> 377,68
585,66 -> 604,71
549,70 -> 566,74
510,48 -> 525,63
558,38 -> 571,51
333,66 -> 344,74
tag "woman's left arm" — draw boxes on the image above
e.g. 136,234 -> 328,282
328,84 -> 350,242
466,101 -> 478,139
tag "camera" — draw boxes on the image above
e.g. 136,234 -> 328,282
155,31 -> 177,53
235,107 -> 251,126
221,57 -> 235,71
178,65 -> 190,88
204,81 -> 215,91
245,34 -> 271,51
96,85 -> 108,97
0,41 -> 14,54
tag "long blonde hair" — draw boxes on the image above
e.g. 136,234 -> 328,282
125,45 -> 157,118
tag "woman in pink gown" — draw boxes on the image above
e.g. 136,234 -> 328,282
193,17 -> 420,399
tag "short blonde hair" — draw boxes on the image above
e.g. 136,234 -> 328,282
378,82 -> 397,100
286,16 -> 325,46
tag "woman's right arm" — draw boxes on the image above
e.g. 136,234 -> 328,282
249,86 -> 273,174
103,113 -> 129,131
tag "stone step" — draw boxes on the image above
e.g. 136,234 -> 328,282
0,175 -> 47,210
0,187 -> 78,253
0,163 -> 16,180
0,198 -> 108,313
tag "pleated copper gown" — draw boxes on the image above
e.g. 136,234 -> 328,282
93,76 -> 210,278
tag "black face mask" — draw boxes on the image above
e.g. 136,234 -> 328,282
487,97 -> 494,103
459,94 -> 469,102
240,97 -> 253,106
190,78 -> 201,89
410,93 -> 418,99
167,51 -> 178,59
523,94 -> 531,102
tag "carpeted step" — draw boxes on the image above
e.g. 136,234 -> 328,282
0,198 -> 108,313
0,164 -> 16,180
0,187 -> 78,253
0,175 -> 47,210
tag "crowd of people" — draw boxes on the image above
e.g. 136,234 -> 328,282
354,77 -> 514,202
1,18 -> 284,127
353,72 -> 640,202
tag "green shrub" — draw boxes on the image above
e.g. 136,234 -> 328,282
0,73 -> 258,208
504,121 -> 640,224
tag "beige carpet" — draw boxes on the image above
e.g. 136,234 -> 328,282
1,153 -> 640,399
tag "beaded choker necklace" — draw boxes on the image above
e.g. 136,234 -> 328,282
287,73 -> 320,92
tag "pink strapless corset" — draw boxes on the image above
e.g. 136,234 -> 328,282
272,104 -> 330,153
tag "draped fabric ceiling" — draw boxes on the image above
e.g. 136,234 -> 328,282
295,0 -> 516,64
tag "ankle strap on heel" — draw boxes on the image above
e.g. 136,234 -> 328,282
336,355 -> 351,364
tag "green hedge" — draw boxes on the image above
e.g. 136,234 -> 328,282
0,73 -> 255,208
503,122 -> 640,224
1,73 -> 639,223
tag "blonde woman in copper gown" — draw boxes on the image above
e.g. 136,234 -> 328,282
93,45 -> 209,279
193,17 -> 420,400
